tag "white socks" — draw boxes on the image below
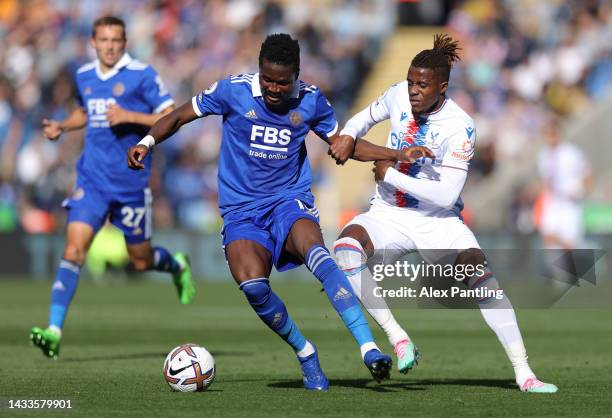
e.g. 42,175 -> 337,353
334,237 -> 409,348
469,272 -> 535,386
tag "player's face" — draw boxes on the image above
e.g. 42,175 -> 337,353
259,59 -> 296,112
407,66 -> 447,115
91,24 -> 126,70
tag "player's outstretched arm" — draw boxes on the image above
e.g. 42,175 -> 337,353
107,104 -> 175,127
42,108 -> 87,141
127,102 -> 198,170
351,138 -> 435,162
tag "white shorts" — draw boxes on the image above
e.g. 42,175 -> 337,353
347,202 -> 480,264
539,198 -> 584,248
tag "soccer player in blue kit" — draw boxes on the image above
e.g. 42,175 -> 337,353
128,34 -> 423,390
30,16 -> 196,359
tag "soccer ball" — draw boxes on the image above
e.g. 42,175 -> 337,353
163,343 -> 215,392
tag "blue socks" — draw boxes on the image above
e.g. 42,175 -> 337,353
153,246 -> 180,273
49,259 -> 81,329
240,278 -> 307,353
305,245 -> 375,348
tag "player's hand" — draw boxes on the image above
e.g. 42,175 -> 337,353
127,145 -> 149,170
42,119 -> 63,141
328,135 -> 355,165
107,104 -> 133,126
373,160 -> 395,182
399,146 -> 435,163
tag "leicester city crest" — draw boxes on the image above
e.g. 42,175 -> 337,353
289,111 -> 302,127
112,82 -> 125,96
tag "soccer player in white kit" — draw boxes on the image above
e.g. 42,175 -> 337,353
332,34 -> 558,393
538,119 -> 591,249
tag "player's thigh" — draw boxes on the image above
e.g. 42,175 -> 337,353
109,189 -> 152,245
225,240 -> 272,283
126,240 -> 154,271
284,218 -> 325,260
63,221 -> 97,263
346,207 -> 414,253
416,216 -> 482,266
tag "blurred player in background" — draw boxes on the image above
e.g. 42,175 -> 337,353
30,16 -> 196,359
127,33 -> 423,390
333,34 -> 558,393
537,118 -> 592,249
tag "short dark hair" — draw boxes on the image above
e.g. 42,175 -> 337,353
411,34 -> 461,82
92,16 -> 126,39
259,33 -> 300,77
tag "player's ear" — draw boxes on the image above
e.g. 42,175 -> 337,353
439,80 -> 448,95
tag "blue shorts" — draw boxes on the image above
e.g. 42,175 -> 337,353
221,197 -> 320,272
62,176 -> 152,244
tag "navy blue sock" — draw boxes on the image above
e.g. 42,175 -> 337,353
153,246 -> 180,273
240,278 -> 307,352
305,245 -> 374,347
49,259 -> 81,329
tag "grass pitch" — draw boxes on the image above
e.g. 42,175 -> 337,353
1,278 -> 611,417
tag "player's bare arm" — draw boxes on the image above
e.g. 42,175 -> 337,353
127,101 -> 198,170
352,137 -> 434,163
42,107 -> 87,141
107,104 -> 175,127
327,134 -> 355,165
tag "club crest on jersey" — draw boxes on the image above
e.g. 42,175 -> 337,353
71,187 -> 85,201
112,82 -> 125,97
289,111 -> 302,127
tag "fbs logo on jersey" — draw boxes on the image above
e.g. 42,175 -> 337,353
250,125 -> 292,152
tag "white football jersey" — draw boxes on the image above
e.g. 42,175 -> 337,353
342,81 -> 476,216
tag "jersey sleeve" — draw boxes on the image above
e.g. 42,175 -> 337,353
191,78 -> 230,118
441,123 -> 476,171
141,67 -> 175,114
311,91 -> 338,140
340,85 -> 394,139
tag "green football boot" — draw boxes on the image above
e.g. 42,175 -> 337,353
173,253 -> 196,305
520,377 -> 558,393
394,339 -> 421,374
29,327 -> 61,359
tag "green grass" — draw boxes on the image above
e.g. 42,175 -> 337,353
1,278 -> 611,417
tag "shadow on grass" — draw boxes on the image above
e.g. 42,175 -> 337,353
63,350 -> 246,363
268,378 -> 424,392
268,378 -> 515,391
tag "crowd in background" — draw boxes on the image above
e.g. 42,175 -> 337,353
0,0 -> 393,233
447,0 -> 611,181
0,0 -> 610,235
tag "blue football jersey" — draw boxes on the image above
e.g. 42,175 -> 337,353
74,53 -> 174,196
192,73 -> 338,217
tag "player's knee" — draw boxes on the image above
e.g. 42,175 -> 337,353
239,279 -> 271,304
333,237 -> 367,267
130,256 -> 153,272
63,244 -> 87,265
455,248 -> 485,268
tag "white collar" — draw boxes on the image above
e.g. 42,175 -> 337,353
95,53 -> 132,81
251,73 -> 300,99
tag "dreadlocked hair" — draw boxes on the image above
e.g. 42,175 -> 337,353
259,33 -> 300,77
411,33 -> 461,81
